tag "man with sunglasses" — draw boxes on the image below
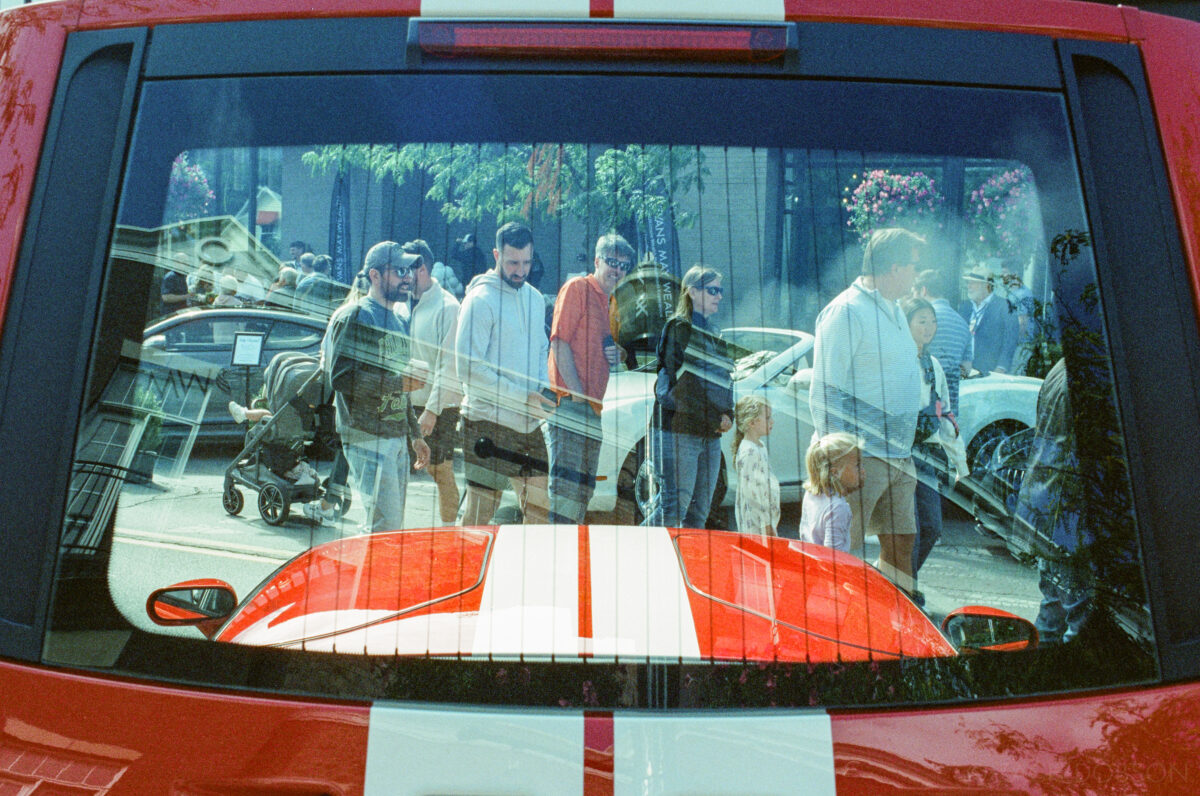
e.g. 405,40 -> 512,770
545,233 -> 633,523
321,240 -> 430,533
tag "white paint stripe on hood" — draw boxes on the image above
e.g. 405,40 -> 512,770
589,525 -> 702,660
472,525 -> 579,658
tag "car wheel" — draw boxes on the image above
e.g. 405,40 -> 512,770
633,452 -> 662,524
618,442 -> 726,528
222,483 -> 244,516
614,440 -> 647,525
967,420 -> 1028,475
258,483 -> 290,526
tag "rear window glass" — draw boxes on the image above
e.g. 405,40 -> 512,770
45,69 -> 1156,706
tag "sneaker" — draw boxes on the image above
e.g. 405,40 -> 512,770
303,500 -> 338,524
228,401 -> 248,424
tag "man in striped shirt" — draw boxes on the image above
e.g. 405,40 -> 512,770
810,228 -> 925,592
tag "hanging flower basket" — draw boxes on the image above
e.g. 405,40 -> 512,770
966,165 -> 1038,258
165,152 -> 215,223
842,169 -> 945,244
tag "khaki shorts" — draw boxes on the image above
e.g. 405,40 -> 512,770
846,456 -> 917,551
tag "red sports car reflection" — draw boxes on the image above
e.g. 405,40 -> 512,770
149,526 -> 1032,662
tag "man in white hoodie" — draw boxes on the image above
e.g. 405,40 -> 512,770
456,222 -> 555,525
404,238 -> 463,524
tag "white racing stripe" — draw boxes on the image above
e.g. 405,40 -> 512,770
419,0 -> 786,21
589,525 -> 701,660
613,712 -> 837,795
364,704 -> 837,794
421,0 -> 591,17
472,525 -> 579,658
366,705 -> 584,795
614,0 -> 785,21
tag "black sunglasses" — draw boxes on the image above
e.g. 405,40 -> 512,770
602,256 -> 634,273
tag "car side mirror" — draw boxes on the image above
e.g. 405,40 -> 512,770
942,605 -> 1038,653
143,334 -> 167,350
146,579 -> 238,639
788,367 -> 813,392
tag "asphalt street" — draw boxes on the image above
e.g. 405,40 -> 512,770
111,448 -> 1043,640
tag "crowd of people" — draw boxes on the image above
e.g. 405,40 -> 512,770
280,223 -> 629,534
157,237 -> 469,320
195,222 -> 1053,607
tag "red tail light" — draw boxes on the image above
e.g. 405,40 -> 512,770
418,22 -> 790,64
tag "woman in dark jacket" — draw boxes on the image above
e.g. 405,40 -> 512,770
651,264 -> 734,528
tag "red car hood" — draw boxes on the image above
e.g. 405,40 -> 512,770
218,526 -> 954,662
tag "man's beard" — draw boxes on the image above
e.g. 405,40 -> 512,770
383,283 -> 409,303
501,271 -> 525,290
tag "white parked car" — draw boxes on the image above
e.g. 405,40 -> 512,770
589,327 -> 1041,524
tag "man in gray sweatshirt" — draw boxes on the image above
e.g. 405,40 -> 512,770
456,222 -> 554,525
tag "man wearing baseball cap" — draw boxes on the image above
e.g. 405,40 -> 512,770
320,240 -> 430,532
959,265 -> 1018,376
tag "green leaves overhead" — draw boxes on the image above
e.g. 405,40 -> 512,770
302,143 -> 706,228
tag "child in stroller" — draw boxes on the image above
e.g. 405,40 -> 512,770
221,351 -> 346,525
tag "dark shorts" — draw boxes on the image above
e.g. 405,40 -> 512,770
461,416 -> 549,487
416,405 -> 460,466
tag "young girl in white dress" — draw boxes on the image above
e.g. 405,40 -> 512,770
733,394 -> 780,536
799,432 -> 864,552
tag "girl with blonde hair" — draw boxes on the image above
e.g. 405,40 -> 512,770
733,394 -> 780,536
799,432 -> 864,551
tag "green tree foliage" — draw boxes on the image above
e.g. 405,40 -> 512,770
301,143 -> 706,229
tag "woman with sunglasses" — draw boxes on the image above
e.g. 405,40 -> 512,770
649,264 -> 734,529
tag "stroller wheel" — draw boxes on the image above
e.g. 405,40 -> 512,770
338,495 -> 352,517
258,483 -> 290,526
222,484 -> 244,516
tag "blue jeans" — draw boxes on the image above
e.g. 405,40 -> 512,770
324,447 -> 351,507
650,428 -> 721,529
546,399 -> 602,524
912,450 -> 944,578
344,435 -> 409,533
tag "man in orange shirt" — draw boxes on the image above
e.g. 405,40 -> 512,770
546,233 -> 634,523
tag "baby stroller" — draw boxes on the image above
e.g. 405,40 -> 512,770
221,351 -> 346,525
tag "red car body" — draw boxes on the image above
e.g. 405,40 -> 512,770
3,0 -> 1200,793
